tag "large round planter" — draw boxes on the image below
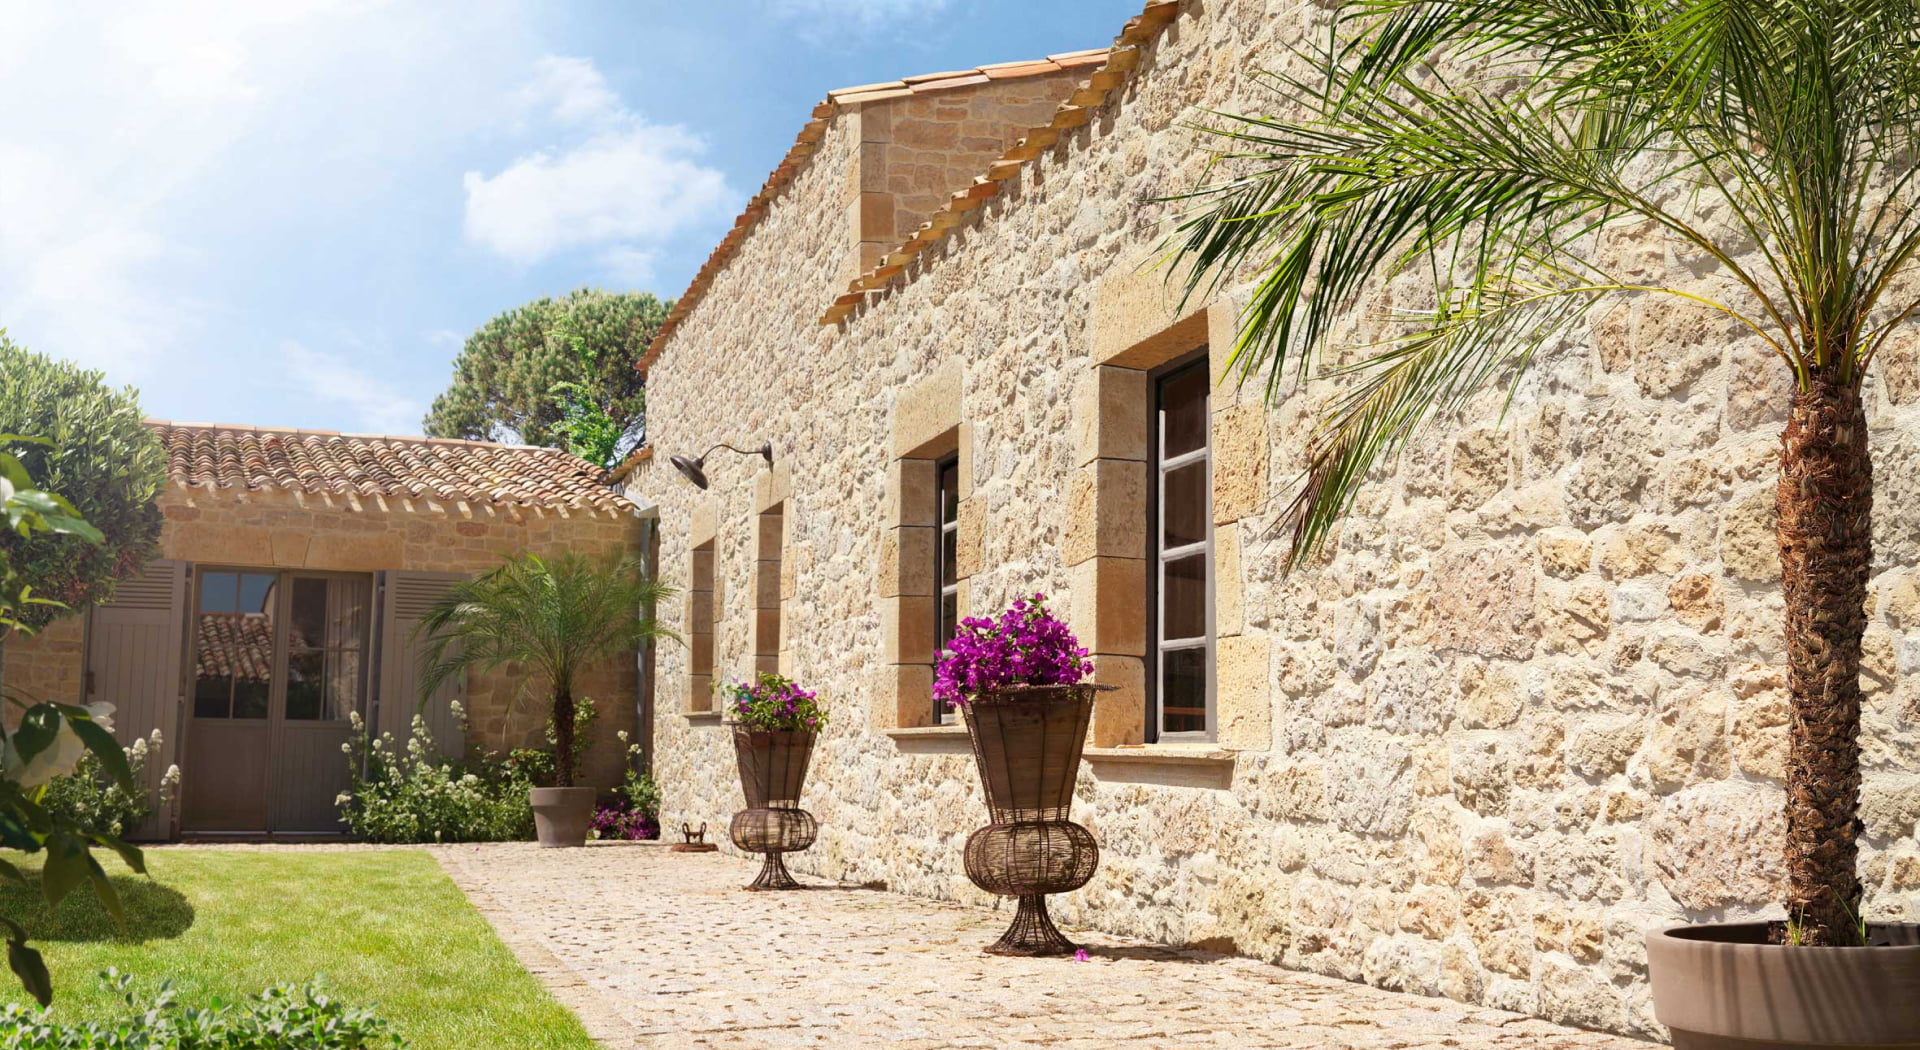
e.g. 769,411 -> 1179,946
1647,922 -> 1920,1049
728,727 -> 817,890
960,683 -> 1106,956
529,786 -> 597,848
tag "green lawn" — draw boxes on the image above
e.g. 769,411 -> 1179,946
0,848 -> 599,1050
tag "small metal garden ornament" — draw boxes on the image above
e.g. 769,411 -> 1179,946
939,594 -> 1106,956
725,672 -> 826,891
671,822 -> 717,853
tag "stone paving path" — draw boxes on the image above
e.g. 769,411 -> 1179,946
432,842 -> 1657,1050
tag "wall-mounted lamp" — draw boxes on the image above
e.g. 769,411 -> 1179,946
668,441 -> 774,490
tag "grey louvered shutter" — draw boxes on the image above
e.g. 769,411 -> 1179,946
373,571 -> 467,760
85,559 -> 189,841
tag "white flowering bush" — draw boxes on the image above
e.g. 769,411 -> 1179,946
38,730 -> 176,838
335,705 -> 534,844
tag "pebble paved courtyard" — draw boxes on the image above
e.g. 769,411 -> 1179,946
432,842 -> 1658,1049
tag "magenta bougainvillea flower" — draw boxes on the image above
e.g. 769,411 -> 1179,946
727,671 -> 828,732
933,593 -> 1092,708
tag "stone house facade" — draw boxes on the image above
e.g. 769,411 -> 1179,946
5,421 -> 649,837
634,0 -> 1920,1038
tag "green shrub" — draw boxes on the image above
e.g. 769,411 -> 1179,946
0,969 -> 402,1049
37,731 -> 177,838
336,708 -> 533,844
0,338 -> 165,630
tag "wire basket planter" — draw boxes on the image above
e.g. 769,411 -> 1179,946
728,726 -> 817,891
960,683 -> 1108,956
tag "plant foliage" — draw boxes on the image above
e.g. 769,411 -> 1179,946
414,551 -> 673,787
0,339 -> 164,630
422,290 -> 668,467
0,970 -> 402,1049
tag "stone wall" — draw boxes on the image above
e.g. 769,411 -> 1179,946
637,0 -> 1920,1038
3,486 -> 647,787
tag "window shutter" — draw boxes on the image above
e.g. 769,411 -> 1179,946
85,559 -> 189,841
372,571 -> 467,759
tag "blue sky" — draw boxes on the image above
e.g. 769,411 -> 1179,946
0,0 -> 1143,436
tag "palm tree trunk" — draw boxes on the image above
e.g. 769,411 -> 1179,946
1777,369 -> 1871,947
553,686 -> 577,789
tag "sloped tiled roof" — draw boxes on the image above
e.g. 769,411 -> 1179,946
821,1 -> 1182,324
637,48 -> 1112,377
149,420 -> 630,513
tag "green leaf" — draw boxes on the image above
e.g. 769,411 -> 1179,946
97,834 -> 146,877
67,716 -> 135,790
39,833 -> 88,909
10,705 -> 60,764
83,852 -> 126,930
6,936 -> 51,1008
0,857 -> 24,885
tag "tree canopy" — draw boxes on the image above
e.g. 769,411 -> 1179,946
0,336 -> 165,633
423,289 -> 669,468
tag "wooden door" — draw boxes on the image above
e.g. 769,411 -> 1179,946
267,574 -> 370,832
84,559 -> 188,841
182,569 -> 278,831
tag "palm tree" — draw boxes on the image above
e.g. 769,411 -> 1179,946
417,550 -> 673,787
1169,0 -> 1920,946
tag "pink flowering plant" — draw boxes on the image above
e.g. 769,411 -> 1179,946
727,671 -> 828,732
934,593 -> 1092,708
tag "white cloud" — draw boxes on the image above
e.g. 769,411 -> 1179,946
0,1 -> 527,388
517,55 -> 623,128
281,341 -> 425,435
463,56 -> 735,271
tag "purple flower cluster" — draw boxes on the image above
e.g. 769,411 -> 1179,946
728,671 -> 829,732
590,805 -> 660,841
933,593 -> 1092,708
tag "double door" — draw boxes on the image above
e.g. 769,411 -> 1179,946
182,569 -> 370,833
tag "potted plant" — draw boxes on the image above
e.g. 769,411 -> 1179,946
416,550 -> 673,847
1166,0 -> 1920,1040
725,672 -> 825,890
937,594 -> 1105,956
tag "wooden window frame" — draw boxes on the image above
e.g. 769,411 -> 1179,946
1146,352 -> 1216,743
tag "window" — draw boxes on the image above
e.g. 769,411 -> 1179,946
1150,357 -> 1214,740
688,541 -> 715,710
934,455 -> 960,723
192,570 -> 369,722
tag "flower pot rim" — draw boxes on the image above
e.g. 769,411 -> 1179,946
1652,920 -> 1920,951
725,723 -> 819,735
963,683 -> 1116,703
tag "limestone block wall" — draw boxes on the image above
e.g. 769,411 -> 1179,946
3,486 -> 646,787
639,0 -> 1920,1038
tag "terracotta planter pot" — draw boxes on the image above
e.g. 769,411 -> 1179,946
1647,922 -> 1920,1049
529,786 -> 596,848
729,727 -> 817,890
961,684 -> 1105,956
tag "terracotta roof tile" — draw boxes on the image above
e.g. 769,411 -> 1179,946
638,45 -> 1114,377
148,420 -> 630,514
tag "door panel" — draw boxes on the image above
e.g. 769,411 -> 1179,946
183,721 -> 271,831
84,560 -> 188,840
268,724 -> 354,832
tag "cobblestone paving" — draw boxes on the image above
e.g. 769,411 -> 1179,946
432,842 -> 1658,1050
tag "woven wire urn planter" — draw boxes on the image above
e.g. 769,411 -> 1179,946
960,683 -> 1107,956
728,726 -> 818,891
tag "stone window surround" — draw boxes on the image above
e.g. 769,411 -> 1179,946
752,465 -> 793,679
1074,266 -> 1269,764
878,358 -> 974,735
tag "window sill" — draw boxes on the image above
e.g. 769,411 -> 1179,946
1082,745 -> 1237,789
885,724 -> 971,755
679,709 -> 724,725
